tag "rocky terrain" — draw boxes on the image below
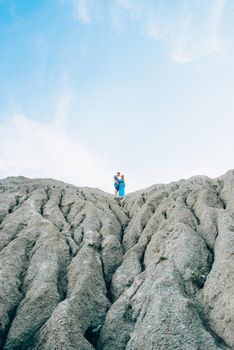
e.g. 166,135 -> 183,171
0,170 -> 234,350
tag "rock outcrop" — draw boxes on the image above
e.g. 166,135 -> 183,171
0,170 -> 234,350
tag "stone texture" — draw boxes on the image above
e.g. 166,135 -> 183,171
0,171 -> 234,349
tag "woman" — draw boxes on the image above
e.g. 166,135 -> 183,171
119,175 -> 126,198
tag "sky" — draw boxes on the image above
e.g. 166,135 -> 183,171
0,0 -> 233,193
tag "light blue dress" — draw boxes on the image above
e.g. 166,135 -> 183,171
119,179 -> 125,197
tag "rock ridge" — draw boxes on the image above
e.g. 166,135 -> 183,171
0,170 -> 234,349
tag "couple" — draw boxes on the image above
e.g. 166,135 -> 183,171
114,172 -> 126,199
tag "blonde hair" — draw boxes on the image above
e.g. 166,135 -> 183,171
121,175 -> 125,182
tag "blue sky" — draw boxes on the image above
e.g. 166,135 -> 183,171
0,0 -> 233,192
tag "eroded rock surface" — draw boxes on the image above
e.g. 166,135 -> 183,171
0,171 -> 234,349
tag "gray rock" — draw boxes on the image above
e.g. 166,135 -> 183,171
0,171 -> 233,349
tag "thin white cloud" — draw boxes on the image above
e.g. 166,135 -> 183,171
110,0 -> 142,33
171,0 -> 226,63
0,114 -> 231,194
59,0 -> 227,62
53,88 -> 74,131
1,0 -> 23,24
0,115 -> 113,192
72,0 -> 92,24
110,0 -> 227,63
146,19 -> 161,39
114,0 -> 144,21
209,0 -> 226,51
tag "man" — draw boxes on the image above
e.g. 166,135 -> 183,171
113,172 -> 121,198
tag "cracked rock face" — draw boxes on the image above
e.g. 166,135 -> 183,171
0,171 -> 234,350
